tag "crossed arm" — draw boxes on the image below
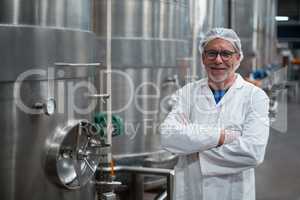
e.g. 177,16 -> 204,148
160,87 -> 270,175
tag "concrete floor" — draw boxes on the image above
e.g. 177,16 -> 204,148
256,100 -> 300,200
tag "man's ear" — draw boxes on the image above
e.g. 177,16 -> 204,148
236,53 -> 241,60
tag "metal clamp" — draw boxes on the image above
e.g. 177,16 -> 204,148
87,94 -> 110,103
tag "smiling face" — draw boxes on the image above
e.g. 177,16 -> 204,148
202,38 -> 240,85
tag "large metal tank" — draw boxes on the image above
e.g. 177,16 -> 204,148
254,0 -> 277,68
194,0 -> 277,78
93,0 -> 191,158
232,0 -> 277,76
195,0 -> 230,78
0,1 -> 100,200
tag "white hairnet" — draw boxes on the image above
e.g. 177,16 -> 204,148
199,28 -> 244,63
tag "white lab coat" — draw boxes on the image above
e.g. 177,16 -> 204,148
160,73 -> 270,200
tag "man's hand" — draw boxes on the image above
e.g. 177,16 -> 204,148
218,129 -> 226,146
218,129 -> 241,146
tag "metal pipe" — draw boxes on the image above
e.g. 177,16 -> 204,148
113,150 -> 166,160
106,0 -> 112,146
155,191 -> 167,200
228,0 -> 232,28
99,166 -> 173,176
191,0 -> 199,81
54,62 -> 102,67
87,94 -> 110,98
252,0 -> 259,71
97,165 -> 174,200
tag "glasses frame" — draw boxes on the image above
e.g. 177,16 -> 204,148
204,50 -> 238,61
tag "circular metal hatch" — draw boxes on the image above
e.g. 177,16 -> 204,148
45,120 -> 102,189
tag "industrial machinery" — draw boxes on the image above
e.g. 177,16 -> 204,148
0,0 -> 103,199
0,0 -> 279,200
93,0 -> 191,158
231,0 -> 277,76
92,1 -> 191,199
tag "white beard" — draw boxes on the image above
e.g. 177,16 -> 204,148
204,63 -> 239,84
207,70 -> 230,83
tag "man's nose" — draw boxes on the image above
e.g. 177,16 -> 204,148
215,54 -> 223,63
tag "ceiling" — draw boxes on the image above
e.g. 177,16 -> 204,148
277,0 -> 300,49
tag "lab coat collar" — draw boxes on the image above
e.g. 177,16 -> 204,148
199,73 -> 244,90
232,73 -> 244,89
198,73 -> 245,106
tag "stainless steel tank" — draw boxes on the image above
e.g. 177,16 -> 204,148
232,0 -> 277,76
254,0 -> 277,68
231,0 -> 255,76
195,0 -> 277,78
0,1 -> 100,200
195,0 -> 230,78
93,0 -> 191,158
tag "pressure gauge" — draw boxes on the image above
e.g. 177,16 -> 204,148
44,98 -> 56,115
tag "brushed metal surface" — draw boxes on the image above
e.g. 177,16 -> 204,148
0,79 -> 97,200
45,120 -> 101,189
93,0 -> 190,157
0,0 -> 98,199
232,0 -> 277,76
0,0 -> 92,30
0,25 -> 96,82
108,67 -> 179,156
93,0 -> 190,68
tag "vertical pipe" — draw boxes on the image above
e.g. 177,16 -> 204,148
252,0 -> 259,71
191,0 -> 198,81
92,0 -> 96,32
228,0 -> 232,28
106,0 -> 112,145
166,173 -> 174,200
132,174 -> 144,200
298,0 -> 300,22
12,0 -> 20,24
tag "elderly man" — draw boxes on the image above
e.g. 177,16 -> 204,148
160,28 -> 270,200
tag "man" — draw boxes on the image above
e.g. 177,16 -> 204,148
160,28 -> 270,200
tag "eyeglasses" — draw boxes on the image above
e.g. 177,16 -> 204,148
204,50 -> 237,61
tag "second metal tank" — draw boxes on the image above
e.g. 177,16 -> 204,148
232,0 -> 277,76
93,0 -> 191,158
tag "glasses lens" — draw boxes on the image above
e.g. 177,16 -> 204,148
220,50 -> 235,60
205,50 -> 218,60
205,50 -> 235,60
